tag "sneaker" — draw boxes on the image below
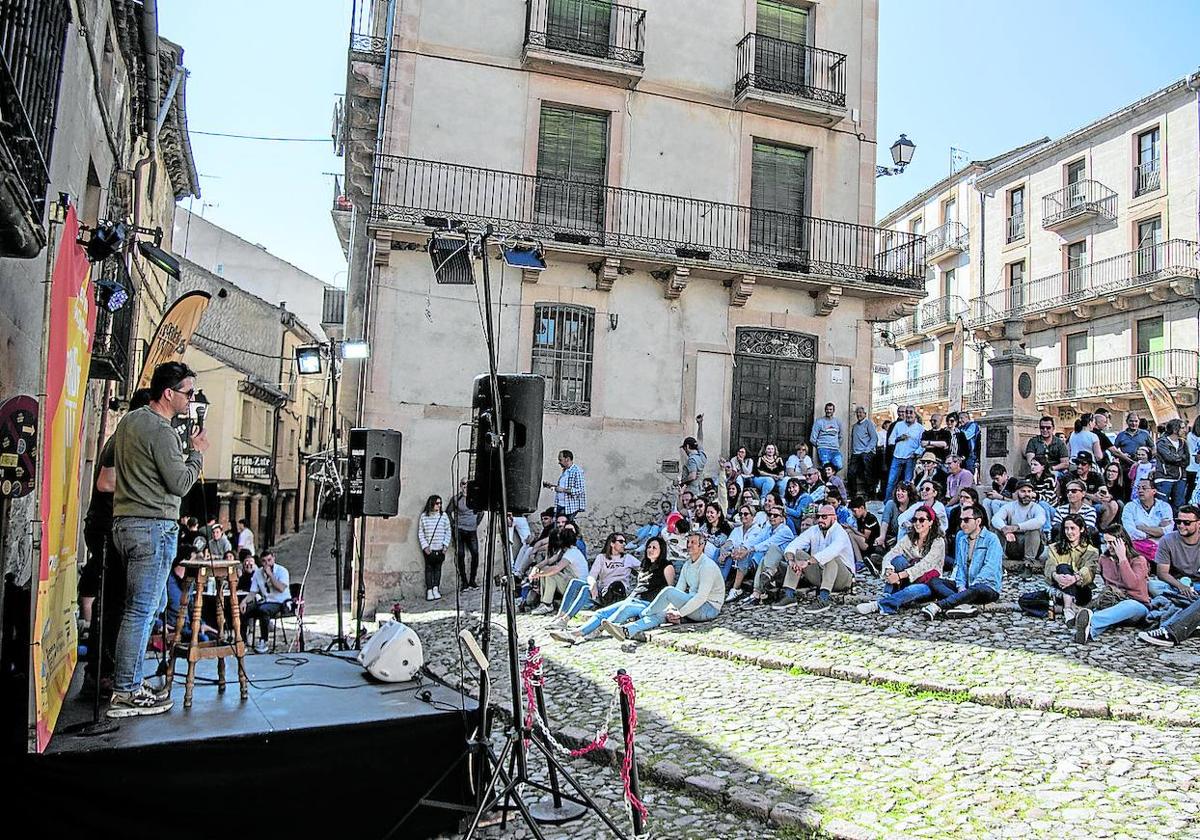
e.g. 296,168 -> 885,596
600,619 -> 628,641
433,586 -> 442,600
106,687 -> 174,719
743,594 -> 765,607
724,589 -> 743,603
531,604 -> 554,616
629,631 -> 649,643
1074,608 -> 1092,644
772,593 -> 799,610
253,640 -> 269,654
141,678 -> 171,702
945,604 -> 979,619
546,615 -> 568,629
804,593 -> 832,614
921,603 -> 940,621
426,589 -> 434,602
1063,609 -> 1076,626
1138,627 -> 1178,648
855,600 -> 880,615
549,629 -> 581,644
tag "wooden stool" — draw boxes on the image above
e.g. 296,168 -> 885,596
165,559 -> 249,709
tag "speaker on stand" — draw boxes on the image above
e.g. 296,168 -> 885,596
467,374 -> 544,515
346,428 -> 402,647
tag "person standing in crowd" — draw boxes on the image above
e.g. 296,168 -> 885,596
1154,418 -> 1189,510
1068,413 -> 1105,465
544,449 -> 587,526
811,402 -> 845,472
451,479 -> 482,590
108,362 -> 207,718
679,415 -> 707,497
418,495 -> 452,601
958,409 -> 981,478
919,413 -> 952,462
943,412 -> 971,464
885,406 -> 925,501
848,407 -> 876,501
1113,411 -> 1152,475
236,518 -> 256,557
1026,417 -> 1070,474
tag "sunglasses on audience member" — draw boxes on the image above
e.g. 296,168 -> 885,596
912,515 -> 931,523
768,512 -> 784,519
614,537 -> 626,543
1176,517 -> 1199,526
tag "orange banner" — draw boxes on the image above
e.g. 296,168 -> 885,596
33,205 -> 97,752
136,290 -> 211,389
1138,376 -> 1180,427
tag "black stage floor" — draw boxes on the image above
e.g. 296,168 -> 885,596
20,651 -> 478,839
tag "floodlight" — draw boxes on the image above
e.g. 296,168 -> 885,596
296,345 -> 323,374
82,221 -> 127,262
340,340 -> 370,360
137,240 -> 182,279
501,243 -> 546,272
428,233 -> 474,285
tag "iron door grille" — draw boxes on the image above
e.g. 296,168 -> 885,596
532,303 -> 594,415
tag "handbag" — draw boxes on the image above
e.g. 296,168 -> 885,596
1018,588 -> 1051,618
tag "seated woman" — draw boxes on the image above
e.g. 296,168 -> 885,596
549,536 -> 675,645
1033,513 -> 1099,625
724,445 -> 755,490
525,527 -> 587,614
877,482 -> 916,554
697,502 -> 733,560
857,505 -> 947,615
1075,524 -> 1152,644
753,443 -> 786,499
629,499 -> 674,553
781,478 -> 813,534
548,533 -> 639,628
897,481 -> 948,532
1095,484 -> 1122,530
725,479 -> 743,517
1103,461 -> 1129,504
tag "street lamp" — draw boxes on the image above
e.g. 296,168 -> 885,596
876,134 -> 916,178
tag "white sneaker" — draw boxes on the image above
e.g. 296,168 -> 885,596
725,589 -> 743,603
1063,609 -> 1076,625
426,589 -> 434,602
531,604 -> 553,616
549,629 -> 581,644
855,600 -> 879,615
253,640 -> 269,654
433,586 -> 442,600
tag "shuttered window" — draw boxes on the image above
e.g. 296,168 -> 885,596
535,105 -> 608,232
532,304 -> 595,415
750,141 -> 808,251
757,0 -> 807,43
546,0 -> 612,58
754,0 -> 808,91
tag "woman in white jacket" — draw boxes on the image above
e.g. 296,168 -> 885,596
417,495 -> 452,601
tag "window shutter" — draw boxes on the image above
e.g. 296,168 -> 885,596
751,141 -> 807,215
757,0 -> 807,44
546,0 -> 613,57
537,106 -> 608,231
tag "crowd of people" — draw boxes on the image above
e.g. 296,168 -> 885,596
464,404 -> 1200,651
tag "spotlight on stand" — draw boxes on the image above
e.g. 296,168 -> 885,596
340,340 -> 370,360
96,273 -> 130,312
501,241 -> 546,273
137,240 -> 181,280
81,221 -> 128,263
295,345 -> 324,375
428,232 -> 475,285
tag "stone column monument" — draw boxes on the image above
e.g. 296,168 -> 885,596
978,318 -> 1041,479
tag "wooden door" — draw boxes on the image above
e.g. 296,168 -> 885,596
731,328 -> 817,460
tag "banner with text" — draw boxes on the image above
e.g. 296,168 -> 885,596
33,205 -> 97,752
136,290 -> 211,389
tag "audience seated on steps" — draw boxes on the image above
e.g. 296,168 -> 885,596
921,504 -> 1004,620
857,504 -> 947,616
771,503 -> 856,614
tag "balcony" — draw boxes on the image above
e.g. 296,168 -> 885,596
0,0 -> 71,258
349,30 -> 387,64
881,294 -> 967,347
872,370 -> 991,412
1005,214 -> 1026,244
1041,180 -> 1117,232
89,291 -> 133,384
924,221 -> 968,263
523,0 -> 646,88
1037,350 -> 1198,405
1134,159 -> 1161,197
371,155 -> 927,291
331,174 -> 353,256
968,239 -> 1200,329
734,35 -> 847,126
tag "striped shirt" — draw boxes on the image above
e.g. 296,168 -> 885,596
417,513 -> 452,551
1052,503 -> 1096,532
555,463 -> 587,514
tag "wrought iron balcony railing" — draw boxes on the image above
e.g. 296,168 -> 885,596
1041,180 -> 1117,228
1037,349 -> 1198,404
89,282 -> 133,383
1134,159 -> 1161,196
1005,213 -> 1026,243
734,34 -> 847,107
968,239 -> 1200,327
924,221 -> 968,257
919,294 -> 969,330
349,31 -> 388,59
524,0 -> 646,66
872,370 -> 991,411
0,0 -> 71,246
372,155 -> 928,288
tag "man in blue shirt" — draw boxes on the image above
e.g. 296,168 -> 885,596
885,406 -> 925,501
958,409 -> 981,477
848,406 -> 877,500
810,402 -> 845,473
1113,410 -> 1152,474
921,507 -> 1003,619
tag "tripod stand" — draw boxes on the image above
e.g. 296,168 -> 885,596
457,224 -> 633,840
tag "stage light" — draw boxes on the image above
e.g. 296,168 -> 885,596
296,345 -> 323,374
428,233 -> 474,285
82,221 -> 127,263
137,240 -> 181,280
96,275 -> 129,312
340,340 -> 370,360
501,242 -> 546,272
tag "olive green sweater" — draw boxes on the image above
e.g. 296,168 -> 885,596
112,407 -> 203,520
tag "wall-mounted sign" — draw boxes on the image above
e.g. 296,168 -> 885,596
232,454 -> 273,484
0,395 -> 38,498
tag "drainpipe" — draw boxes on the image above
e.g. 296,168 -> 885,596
1188,70 -> 1200,392
131,0 -> 160,231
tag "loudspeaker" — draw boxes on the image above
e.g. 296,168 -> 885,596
347,428 -> 402,517
467,374 -> 544,514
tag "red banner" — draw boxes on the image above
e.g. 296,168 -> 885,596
33,205 -> 97,752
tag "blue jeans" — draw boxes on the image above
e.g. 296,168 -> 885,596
817,448 -> 844,472
559,578 -> 594,618
878,555 -> 935,614
111,517 -> 178,693
579,596 -> 649,636
1089,598 -> 1150,637
624,586 -> 720,636
928,577 -> 999,611
884,456 -> 915,502
1157,478 -> 1187,510
752,476 -> 778,499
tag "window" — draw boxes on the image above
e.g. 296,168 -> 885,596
750,140 -> 808,251
1135,127 -> 1161,195
1066,160 -> 1086,207
1065,332 -> 1088,394
535,105 -> 608,232
942,267 -> 955,299
1136,316 -> 1165,379
909,216 -> 923,237
1006,186 -> 1025,242
942,343 -> 953,372
1007,260 -> 1025,311
239,399 -> 255,441
907,350 -> 920,385
532,304 -> 595,414
1066,240 -> 1087,295
754,0 -> 808,92
1136,216 -> 1162,275
545,0 -> 612,59
942,197 -> 957,225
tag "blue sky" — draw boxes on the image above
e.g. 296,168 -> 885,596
877,0 -> 1200,219
160,0 -> 1200,284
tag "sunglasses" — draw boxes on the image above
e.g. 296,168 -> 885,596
614,537 -> 627,543
1067,487 -> 1084,493
173,387 -> 196,399
1176,519 -> 1199,526
960,515 -> 977,522
740,512 -> 753,518
912,516 -> 931,523
769,513 -> 784,519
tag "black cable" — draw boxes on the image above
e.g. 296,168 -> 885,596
191,130 -> 329,142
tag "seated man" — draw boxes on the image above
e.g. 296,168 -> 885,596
1149,504 -> 1200,600
1058,452 -> 1103,503
514,508 -> 556,576
943,455 -> 974,503
821,463 -> 848,504
718,505 -> 766,601
1052,479 -> 1098,539
743,507 -> 797,606
992,480 -> 1047,573
773,503 -> 855,613
242,549 -> 290,653
921,505 -> 1003,620
1121,478 -> 1174,562
601,532 -> 724,641
846,496 -> 881,574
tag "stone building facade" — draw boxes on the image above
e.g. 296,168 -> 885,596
336,0 -> 927,608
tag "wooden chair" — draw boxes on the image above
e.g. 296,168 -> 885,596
165,559 -> 248,709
